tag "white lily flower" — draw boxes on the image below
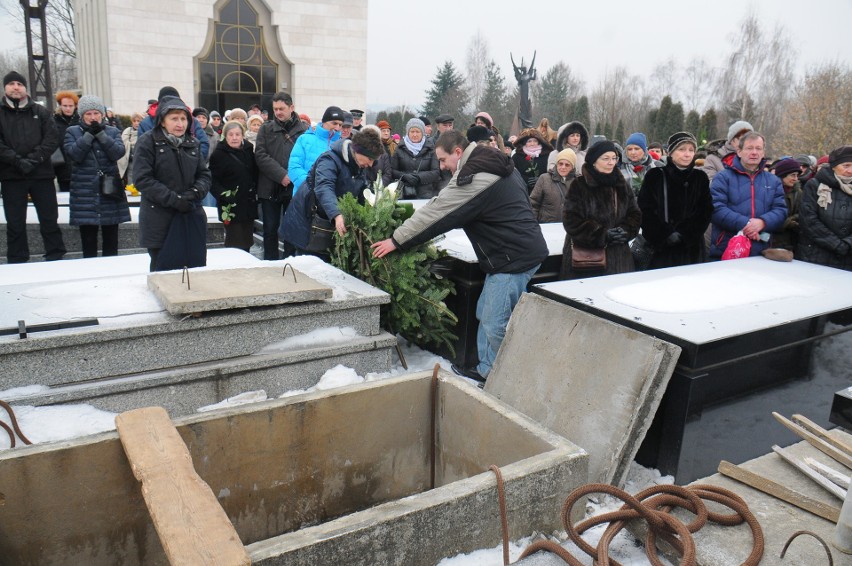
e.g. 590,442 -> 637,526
385,181 -> 399,197
363,188 -> 376,206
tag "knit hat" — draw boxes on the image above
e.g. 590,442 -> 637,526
474,111 -> 493,128
555,148 -> 577,169
435,114 -> 454,124
667,131 -> 697,154
156,96 -> 190,124
192,107 -> 209,119
585,140 -> 619,167
418,115 -> 431,126
209,110 -> 221,119
229,108 -> 247,121
466,125 -> 492,144
829,145 -> 852,168
157,86 -> 180,101
726,120 -> 754,143
55,90 -> 78,104
376,120 -> 391,130
773,158 -> 801,179
77,94 -> 105,116
405,118 -> 426,135
3,71 -> 26,87
321,105 -> 344,123
299,113 -> 311,124
624,132 -> 648,153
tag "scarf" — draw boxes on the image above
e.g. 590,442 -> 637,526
3,96 -> 28,109
523,145 -> 542,158
403,135 -> 425,156
817,174 -> 852,209
162,128 -> 183,147
585,163 -> 622,187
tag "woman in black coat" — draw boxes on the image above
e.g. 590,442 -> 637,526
209,121 -> 259,252
390,118 -> 441,198
512,128 -> 553,193
64,94 -> 130,258
560,141 -> 641,279
133,96 -> 211,271
637,132 -> 713,269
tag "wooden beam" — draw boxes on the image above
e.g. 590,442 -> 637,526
772,412 -> 852,470
772,445 -> 846,500
792,413 -> 852,458
116,407 -> 250,566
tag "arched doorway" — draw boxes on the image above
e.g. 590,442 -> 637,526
196,0 -> 291,114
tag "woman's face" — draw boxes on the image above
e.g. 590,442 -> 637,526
556,159 -> 573,177
225,127 -> 243,149
196,114 -> 208,128
82,109 -> 102,126
567,133 -> 581,147
162,110 -> 188,136
59,97 -> 76,117
625,144 -> 645,163
131,116 -> 141,129
525,137 -> 541,151
475,117 -> 489,128
594,151 -> 619,174
408,128 -> 423,143
834,162 -> 852,177
248,120 -> 261,133
380,128 -> 390,141
670,144 -> 696,168
781,171 -> 799,189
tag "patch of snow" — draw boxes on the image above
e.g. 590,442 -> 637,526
197,390 -> 269,413
255,326 -> 360,354
0,404 -> 116,451
0,384 -> 50,399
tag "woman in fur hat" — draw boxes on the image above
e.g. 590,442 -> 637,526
512,128 -> 553,192
548,120 -> 590,172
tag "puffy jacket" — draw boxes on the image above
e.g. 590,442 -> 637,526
53,111 -> 79,183
796,167 -> 852,271
254,114 -> 307,200
0,96 -> 59,181
133,101 -> 211,249
280,139 -> 369,251
137,99 -> 210,159
392,144 -> 548,275
390,137 -> 441,198
700,139 -> 736,183
288,124 -> 341,195
709,156 -> 787,258
64,124 -> 131,226
530,169 -> 573,223
547,121 -> 589,171
209,141 -> 258,223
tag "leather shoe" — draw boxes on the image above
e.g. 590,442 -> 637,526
451,363 -> 486,383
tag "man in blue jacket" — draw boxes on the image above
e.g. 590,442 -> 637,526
288,106 -> 343,195
709,131 -> 787,258
371,130 -> 548,382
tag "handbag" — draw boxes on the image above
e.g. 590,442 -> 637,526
51,148 -> 65,167
304,188 -> 335,253
721,181 -> 755,260
155,208 -> 208,271
98,169 -> 126,201
631,173 -> 668,270
571,244 -> 607,270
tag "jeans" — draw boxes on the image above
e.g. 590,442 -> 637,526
475,264 -> 540,377
1,178 -> 66,263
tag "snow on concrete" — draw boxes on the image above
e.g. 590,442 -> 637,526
254,326 -> 360,354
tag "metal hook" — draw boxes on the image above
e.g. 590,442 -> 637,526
281,263 -> 298,283
181,266 -> 191,290
780,530 -> 833,565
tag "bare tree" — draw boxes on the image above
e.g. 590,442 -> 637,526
1,0 -> 76,87
647,59 -> 678,104
682,57 -> 719,113
589,67 -> 638,137
464,30 -> 490,110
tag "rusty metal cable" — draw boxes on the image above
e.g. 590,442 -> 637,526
0,400 -> 33,447
430,364 -> 439,489
780,530 -> 833,565
489,465 -> 511,566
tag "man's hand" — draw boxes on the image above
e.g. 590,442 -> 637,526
16,158 -> 36,175
371,238 -> 398,258
334,214 -> 347,236
281,174 -> 290,186
742,218 -> 766,240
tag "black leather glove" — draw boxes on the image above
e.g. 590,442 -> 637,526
401,173 -> 418,186
666,232 -> 683,247
606,227 -> 629,244
181,188 -> 200,202
526,176 -> 538,189
16,158 -> 36,175
173,194 -> 193,213
87,120 -> 104,134
835,241 -> 851,256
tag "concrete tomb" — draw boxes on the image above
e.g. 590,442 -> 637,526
485,293 -> 681,487
0,371 -> 589,566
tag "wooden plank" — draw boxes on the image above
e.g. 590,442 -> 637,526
116,407 -> 249,566
718,460 -> 840,522
772,412 -> 852,470
805,457 -> 851,489
792,413 -> 852,458
771,445 -> 846,500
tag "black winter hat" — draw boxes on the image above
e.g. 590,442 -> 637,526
418,115 -> 431,126
773,158 -> 801,179
829,145 -> 852,168
3,71 -> 26,88
192,107 -> 209,119
157,86 -> 180,101
321,106 -> 344,123
585,140 -> 619,167
156,95 -> 190,124
466,125 -> 492,144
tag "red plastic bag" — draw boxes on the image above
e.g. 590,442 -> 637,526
721,231 -> 752,260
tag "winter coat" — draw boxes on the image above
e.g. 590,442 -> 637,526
391,144 -> 547,275
700,139 -> 736,182
255,114 -> 307,200
116,126 -> 138,179
208,141 -> 259,223
637,161 -> 713,269
796,167 -> 852,271
530,169 -> 574,223
0,96 -> 59,181
547,121 -> 589,172
619,151 -> 663,196
367,152 -> 393,188
288,124 -> 341,195
137,100 -> 210,159
560,164 -> 642,279
708,156 -> 787,259
772,182 -> 802,251
390,137 -> 442,198
133,120 -> 211,249
512,149 -> 551,192
280,139 -> 369,251
382,138 -> 398,158
64,124 -> 131,226
203,124 -> 218,161
53,111 -> 79,183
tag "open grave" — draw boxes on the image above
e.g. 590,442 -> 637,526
0,371 -> 588,566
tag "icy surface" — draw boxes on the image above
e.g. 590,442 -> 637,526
254,326 -> 360,354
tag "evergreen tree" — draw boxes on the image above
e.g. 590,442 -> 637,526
532,61 -> 579,127
646,109 -> 659,141
664,102 -> 685,142
700,108 -> 719,143
478,60 -> 511,134
603,122 -> 613,140
685,110 -> 701,138
421,61 -> 469,123
614,120 -> 625,145
572,95 -> 590,128
654,96 -> 673,144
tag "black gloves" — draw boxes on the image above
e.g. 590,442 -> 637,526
836,241 -> 851,256
606,227 -> 629,245
180,188 -> 200,201
401,173 -> 419,186
173,194 -> 194,213
87,120 -> 104,134
666,232 -> 684,247
526,176 -> 538,189
16,158 -> 36,175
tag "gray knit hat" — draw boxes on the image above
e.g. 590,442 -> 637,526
726,120 -> 754,143
405,118 -> 426,136
77,94 -> 105,117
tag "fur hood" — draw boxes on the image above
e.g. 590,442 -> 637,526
555,121 -> 589,152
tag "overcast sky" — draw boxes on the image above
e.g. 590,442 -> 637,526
0,0 -> 848,111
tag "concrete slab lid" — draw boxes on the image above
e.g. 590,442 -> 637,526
484,293 -> 681,487
147,265 -> 333,315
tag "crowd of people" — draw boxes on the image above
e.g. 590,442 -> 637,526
2,70 -> 850,382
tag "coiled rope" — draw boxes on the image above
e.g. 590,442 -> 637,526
0,400 -> 32,448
